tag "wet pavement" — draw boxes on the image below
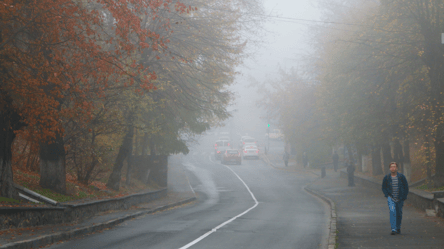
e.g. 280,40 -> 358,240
307,170 -> 444,249
38,133 -> 329,249
262,150 -> 444,248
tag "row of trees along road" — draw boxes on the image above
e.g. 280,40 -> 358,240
0,0 -> 264,198
259,0 -> 444,187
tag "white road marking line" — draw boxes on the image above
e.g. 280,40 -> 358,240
178,157 -> 259,249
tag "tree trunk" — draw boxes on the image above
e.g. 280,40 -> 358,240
141,133 -> 148,156
149,139 -> 156,156
371,145 -> 383,176
39,132 -> 66,194
394,139 -> 404,173
356,145 -> 363,173
126,130 -> 134,186
80,131 -> 97,185
403,138 -> 411,182
382,141 -> 393,174
0,92 -> 25,198
134,128 -> 139,156
106,122 -> 134,191
434,124 -> 444,187
0,114 -> 19,199
425,135 -> 434,187
362,154 -> 369,172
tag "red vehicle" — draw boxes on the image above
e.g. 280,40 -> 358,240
222,149 -> 242,165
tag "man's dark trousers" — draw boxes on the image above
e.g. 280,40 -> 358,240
387,196 -> 404,231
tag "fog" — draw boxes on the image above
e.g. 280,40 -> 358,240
5,1 -> 444,247
222,0 -> 320,149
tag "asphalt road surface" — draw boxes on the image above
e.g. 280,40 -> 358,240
49,133 -> 329,249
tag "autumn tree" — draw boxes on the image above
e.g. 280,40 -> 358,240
309,0 -> 444,183
103,0 -> 265,190
376,0 -> 444,186
0,0 -> 187,197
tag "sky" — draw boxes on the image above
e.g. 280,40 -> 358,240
239,0 -> 321,83
226,0 -> 321,139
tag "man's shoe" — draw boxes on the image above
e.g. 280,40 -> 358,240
391,231 -> 396,235
396,229 -> 401,234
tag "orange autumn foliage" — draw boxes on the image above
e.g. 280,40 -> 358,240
1,0 -> 187,144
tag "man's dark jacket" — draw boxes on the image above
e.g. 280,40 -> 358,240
382,173 -> 409,201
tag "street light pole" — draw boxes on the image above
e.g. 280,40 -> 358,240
267,123 -> 270,154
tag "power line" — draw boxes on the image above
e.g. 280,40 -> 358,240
190,7 -> 371,27
255,14 -> 369,27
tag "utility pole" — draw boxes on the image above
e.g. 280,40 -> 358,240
267,123 -> 270,154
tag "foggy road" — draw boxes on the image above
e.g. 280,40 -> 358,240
48,133 -> 329,249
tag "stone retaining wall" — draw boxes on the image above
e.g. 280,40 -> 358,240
408,189 -> 435,211
0,207 -> 66,230
0,188 -> 167,230
64,189 -> 167,221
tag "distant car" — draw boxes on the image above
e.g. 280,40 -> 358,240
243,145 -> 259,159
219,136 -> 231,143
266,129 -> 284,140
221,149 -> 242,165
215,140 -> 230,147
215,140 -> 231,160
238,137 -> 247,148
215,146 -> 231,160
239,136 -> 256,148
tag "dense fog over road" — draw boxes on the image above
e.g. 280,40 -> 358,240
228,0 -> 320,142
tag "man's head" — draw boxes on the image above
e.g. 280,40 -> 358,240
389,162 -> 398,174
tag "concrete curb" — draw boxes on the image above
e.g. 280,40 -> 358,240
0,197 -> 197,249
304,186 -> 337,249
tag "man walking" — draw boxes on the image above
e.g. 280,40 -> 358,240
382,162 -> 409,235
283,152 -> 289,167
346,160 -> 355,187
332,151 -> 339,172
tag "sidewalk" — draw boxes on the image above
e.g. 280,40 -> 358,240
0,155 -> 196,249
262,151 -> 330,175
307,170 -> 444,249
